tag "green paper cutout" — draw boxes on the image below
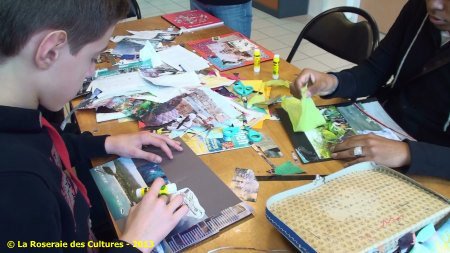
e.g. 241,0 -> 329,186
248,94 -> 266,108
274,161 -> 304,175
281,90 -> 326,132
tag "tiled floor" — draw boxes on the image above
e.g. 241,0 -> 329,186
136,0 -> 357,72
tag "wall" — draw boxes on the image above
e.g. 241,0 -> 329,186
360,0 -> 407,33
308,0 -> 360,21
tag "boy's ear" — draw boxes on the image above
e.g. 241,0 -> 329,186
35,30 -> 68,69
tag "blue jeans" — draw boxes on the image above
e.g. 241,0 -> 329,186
190,0 -> 253,38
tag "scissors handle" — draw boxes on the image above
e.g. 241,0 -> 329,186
223,126 -> 240,141
233,81 -> 253,96
245,126 -> 262,143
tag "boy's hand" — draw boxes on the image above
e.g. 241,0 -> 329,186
120,178 -> 188,253
105,132 -> 183,163
330,134 -> 411,168
291,68 -> 339,98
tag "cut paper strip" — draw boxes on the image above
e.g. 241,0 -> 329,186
264,79 -> 290,88
281,93 -> 326,132
274,161 -> 304,175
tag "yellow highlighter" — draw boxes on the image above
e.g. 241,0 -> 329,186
135,183 -> 178,199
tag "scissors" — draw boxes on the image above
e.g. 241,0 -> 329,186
233,81 -> 253,107
222,125 -> 262,143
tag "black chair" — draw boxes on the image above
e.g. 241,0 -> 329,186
127,0 -> 142,19
287,6 -> 379,65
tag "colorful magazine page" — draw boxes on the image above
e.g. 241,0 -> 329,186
277,98 -> 412,164
135,87 -> 241,130
181,127 -> 252,155
187,32 -> 274,71
162,9 -> 224,32
90,140 -> 253,253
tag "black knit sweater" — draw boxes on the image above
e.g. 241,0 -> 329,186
328,0 -> 450,179
0,106 -> 141,253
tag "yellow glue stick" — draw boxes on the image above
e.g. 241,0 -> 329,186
135,183 -> 177,199
272,54 -> 280,80
253,48 -> 261,73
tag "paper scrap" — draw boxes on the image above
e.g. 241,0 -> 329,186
254,134 -> 283,158
241,80 -> 272,129
89,72 -> 184,103
140,41 -> 162,67
231,168 -> 259,202
274,161 -> 304,175
200,74 -> 234,89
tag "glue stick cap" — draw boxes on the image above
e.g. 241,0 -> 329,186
161,183 -> 178,195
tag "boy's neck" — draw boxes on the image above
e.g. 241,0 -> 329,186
0,59 -> 39,110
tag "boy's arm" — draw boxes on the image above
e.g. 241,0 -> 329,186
62,132 -> 109,167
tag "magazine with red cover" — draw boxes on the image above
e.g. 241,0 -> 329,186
186,32 -> 274,71
162,9 -> 224,32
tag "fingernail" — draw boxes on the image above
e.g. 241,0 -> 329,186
154,157 -> 162,163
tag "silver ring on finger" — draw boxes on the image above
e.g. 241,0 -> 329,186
353,146 -> 363,157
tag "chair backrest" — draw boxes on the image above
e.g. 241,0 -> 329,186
127,0 -> 142,19
287,6 -> 379,65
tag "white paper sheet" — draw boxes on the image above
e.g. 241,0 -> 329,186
360,101 -> 415,141
89,72 -> 184,103
110,30 -> 181,43
140,71 -> 201,87
96,112 -> 128,122
158,45 -> 210,72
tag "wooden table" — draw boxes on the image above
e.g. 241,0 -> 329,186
73,16 -> 450,252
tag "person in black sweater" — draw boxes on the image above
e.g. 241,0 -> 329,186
0,0 -> 188,252
190,0 -> 253,37
290,0 -> 450,179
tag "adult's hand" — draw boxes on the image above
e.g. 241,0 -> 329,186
291,68 -> 339,98
331,134 -> 411,168
105,132 -> 183,163
120,178 -> 188,253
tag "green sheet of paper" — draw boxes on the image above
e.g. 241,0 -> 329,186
281,90 -> 326,132
274,161 -> 304,175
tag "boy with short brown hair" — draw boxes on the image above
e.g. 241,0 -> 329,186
0,1 -> 187,252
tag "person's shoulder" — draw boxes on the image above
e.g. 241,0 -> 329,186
0,134 -> 55,177
404,0 -> 426,12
